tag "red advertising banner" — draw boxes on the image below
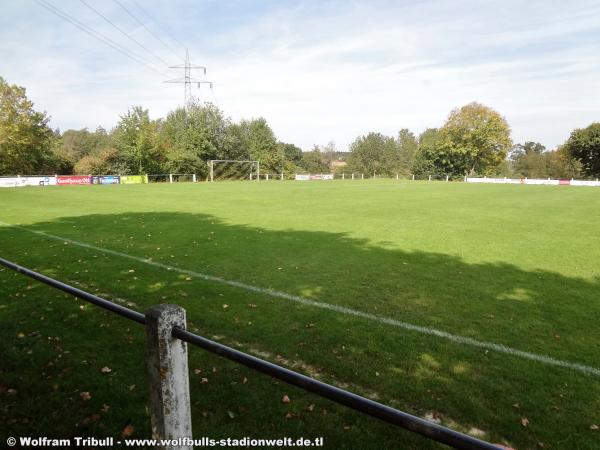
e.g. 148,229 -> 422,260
56,176 -> 91,185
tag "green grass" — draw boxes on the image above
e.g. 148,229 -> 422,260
1,180 -> 599,449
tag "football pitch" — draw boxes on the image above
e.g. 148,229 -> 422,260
1,180 -> 599,449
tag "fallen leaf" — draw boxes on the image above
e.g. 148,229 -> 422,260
101,404 -> 110,413
100,366 -> 112,374
80,391 -> 92,401
128,384 -> 136,391
194,368 -> 202,375
227,410 -> 236,419
285,412 -> 295,419
591,424 -> 599,430
121,424 -> 135,437
222,304 -> 229,310
128,269 -> 135,273
521,417 -> 529,427
16,332 -> 25,339
249,304 -> 257,308
200,378 -> 209,384
242,377 -> 248,384
281,395 -> 291,403
307,404 -> 315,412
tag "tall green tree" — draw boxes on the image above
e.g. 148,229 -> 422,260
413,128 -> 444,176
564,123 -> 600,177
160,102 -> 244,176
346,132 -> 399,176
238,117 -> 280,172
112,106 -> 164,174
440,102 -> 512,175
0,77 -> 59,175
393,129 -> 418,176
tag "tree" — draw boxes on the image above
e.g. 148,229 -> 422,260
346,132 -> 397,176
278,142 -> 302,165
413,128 -> 444,176
74,147 -> 127,175
112,106 -> 164,174
0,77 -> 59,175
299,146 -> 329,173
439,102 -> 512,176
564,123 -> 600,177
510,141 -> 547,178
57,127 -> 110,163
393,129 -> 418,176
238,118 -> 280,172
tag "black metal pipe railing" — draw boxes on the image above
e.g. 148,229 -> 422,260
0,257 -> 501,450
0,257 -> 145,324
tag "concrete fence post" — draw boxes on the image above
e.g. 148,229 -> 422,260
412,174 -> 415,181
169,174 -> 173,184
192,174 -> 196,183
361,173 -> 364,180
351,173 -> 354,180
428,175 -> 432,181
145,305 -> 192,450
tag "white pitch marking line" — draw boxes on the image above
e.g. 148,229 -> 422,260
2,221 -> 599,378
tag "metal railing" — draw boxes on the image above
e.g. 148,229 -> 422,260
0,256 -> 502,450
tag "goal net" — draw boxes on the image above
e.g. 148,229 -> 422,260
209,160 -> 260,182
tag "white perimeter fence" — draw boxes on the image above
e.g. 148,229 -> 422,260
466,177 -> 600,187
3,174 -> 600,188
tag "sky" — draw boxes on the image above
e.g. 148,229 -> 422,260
1,0 -> 599,151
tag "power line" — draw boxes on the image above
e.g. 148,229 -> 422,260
33,0 -> 167,76
112,0 -> 184,63
78,0 -> 173,67
130,0 -> 188,53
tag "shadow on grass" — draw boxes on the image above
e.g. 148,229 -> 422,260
1,211 -> 600,449
2,211 -> 598,361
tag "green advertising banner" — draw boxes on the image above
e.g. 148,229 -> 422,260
120,175 -> 148,184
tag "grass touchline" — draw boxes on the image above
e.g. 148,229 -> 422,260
3,219 -> 599,379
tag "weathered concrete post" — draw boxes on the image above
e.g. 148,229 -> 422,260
192,174 -> 196,183
169,174 -> 173,183
145,305 -> 192,450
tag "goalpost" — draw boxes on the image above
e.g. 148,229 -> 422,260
209,160 -> 260,182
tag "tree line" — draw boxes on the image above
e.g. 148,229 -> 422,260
2,76 -> 599,179
344,103 -> 599,179
1,77 -> 312,178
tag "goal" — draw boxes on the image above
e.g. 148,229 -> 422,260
209,160 -> 260,182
